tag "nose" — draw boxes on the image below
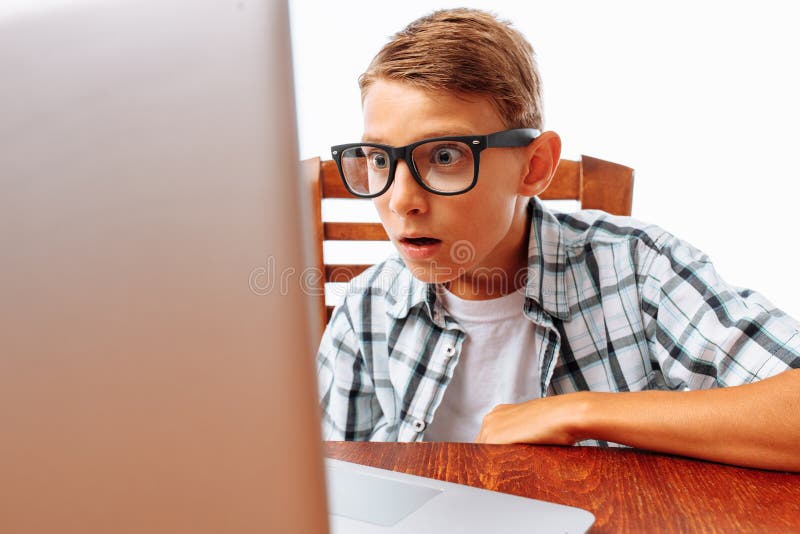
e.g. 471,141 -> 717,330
387,160 -> 429,216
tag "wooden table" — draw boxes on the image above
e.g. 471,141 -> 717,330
326,442 -> 800,533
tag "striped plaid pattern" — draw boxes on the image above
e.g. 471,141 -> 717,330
317,197 -> 800,442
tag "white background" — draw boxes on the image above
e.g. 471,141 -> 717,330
290,0 -> 800,318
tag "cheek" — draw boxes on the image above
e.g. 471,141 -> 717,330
372,197 -> 390,219
466,171 -> 523,228
477,154 -> 526,195
458,188 -> 517,229
454,195 -> 519,250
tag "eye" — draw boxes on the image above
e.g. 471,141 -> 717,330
430,145 -> 465,166
366,150 -> 389,170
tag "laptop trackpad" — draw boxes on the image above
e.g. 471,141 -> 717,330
326,462 -> 442,526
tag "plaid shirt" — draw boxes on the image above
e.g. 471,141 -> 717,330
317,197 -> 800,442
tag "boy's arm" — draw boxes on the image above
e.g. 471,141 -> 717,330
478,234 -> 800,471
476,368 -> 800,472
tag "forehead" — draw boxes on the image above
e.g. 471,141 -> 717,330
361,79 -> 506,145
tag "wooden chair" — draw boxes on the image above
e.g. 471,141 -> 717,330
301,155 -> 634,339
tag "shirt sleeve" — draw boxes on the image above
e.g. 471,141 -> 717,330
639,234 -> 800,389
316,301 -> 381,440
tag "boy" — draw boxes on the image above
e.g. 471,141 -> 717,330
316,8 -> 800,471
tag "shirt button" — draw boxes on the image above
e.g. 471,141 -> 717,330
412,419 -> 426,432
443,344 -> 456,358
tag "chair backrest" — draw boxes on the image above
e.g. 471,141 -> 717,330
301,155 -> 634,339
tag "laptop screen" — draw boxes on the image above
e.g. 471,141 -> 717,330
0,1 -> 329,532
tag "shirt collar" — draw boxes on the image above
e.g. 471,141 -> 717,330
385,262 -> 439,322
386,196 -> 573,325
524,197 -> 572,320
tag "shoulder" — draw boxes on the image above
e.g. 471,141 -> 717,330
551,209 -> 698,283
555,209 -> 672,253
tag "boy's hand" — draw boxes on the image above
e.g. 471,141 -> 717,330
475,392 -> 592,445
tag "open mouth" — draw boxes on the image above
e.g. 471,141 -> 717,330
398,235 -> 443,260
402,237 -> 441,246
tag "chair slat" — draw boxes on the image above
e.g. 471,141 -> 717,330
323,222 -> 388,241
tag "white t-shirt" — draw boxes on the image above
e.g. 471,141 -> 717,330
424,287 -> 540,442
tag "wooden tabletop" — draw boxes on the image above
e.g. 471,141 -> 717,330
325,441 -> 800,533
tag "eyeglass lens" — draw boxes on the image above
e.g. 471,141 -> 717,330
340,140 -> 475,195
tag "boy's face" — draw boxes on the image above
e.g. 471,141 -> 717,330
362,79 -> 536,295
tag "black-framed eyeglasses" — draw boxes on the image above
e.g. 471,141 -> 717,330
330,128 -> 541,198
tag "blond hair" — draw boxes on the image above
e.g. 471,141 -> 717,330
359,8 -> 544,129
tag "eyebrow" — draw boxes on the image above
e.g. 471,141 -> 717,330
361,128 -> 476,145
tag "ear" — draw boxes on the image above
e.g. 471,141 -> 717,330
517,131 -> 562,197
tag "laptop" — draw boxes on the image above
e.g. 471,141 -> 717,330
0,1 -> 593,532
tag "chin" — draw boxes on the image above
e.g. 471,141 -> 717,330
400,258 -> 465,285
